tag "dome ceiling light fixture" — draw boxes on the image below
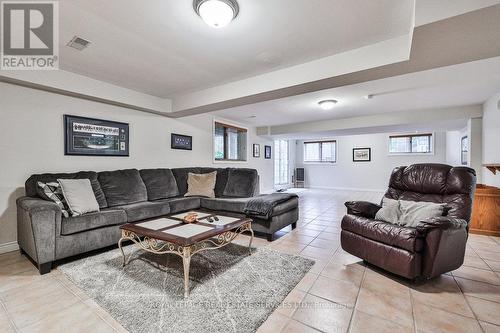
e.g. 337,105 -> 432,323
318,99 -> 338,110
193,0 -> 239,28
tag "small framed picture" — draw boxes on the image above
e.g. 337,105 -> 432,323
253,144 -> 260,158
265,145 -> 272,159
171,133 -> 192,150
353,148 -> 371,162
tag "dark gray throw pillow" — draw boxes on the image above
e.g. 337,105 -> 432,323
223,168 -> 257,198
139,169 -> 179,200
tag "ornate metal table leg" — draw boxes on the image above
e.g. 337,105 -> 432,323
248,224 -> 254,255
118,233 -> 130,267
182,246 -> 192,298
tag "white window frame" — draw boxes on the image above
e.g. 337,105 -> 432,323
303,140 -> 337,164
387,132 -> 435,156
212,118 -> 248,163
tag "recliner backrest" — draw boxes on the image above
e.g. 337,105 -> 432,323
384,164 -> 476,221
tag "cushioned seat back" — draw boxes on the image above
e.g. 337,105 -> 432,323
171,167 -> 231,197
384,164 -> 476,221
25,171 -> 108,208
139,168 -> 179,200
98,169 -> 148,207
223,168 -> 259,198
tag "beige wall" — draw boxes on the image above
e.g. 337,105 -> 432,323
0,82 -> 273,249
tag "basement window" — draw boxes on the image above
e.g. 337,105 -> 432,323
389,133 -> 433,154
304,140 -> 336,163
214,121 -> 247,161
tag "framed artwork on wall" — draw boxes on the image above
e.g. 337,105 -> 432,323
461,136 -> 468,165
264,145 -> 272,159
171,133 -> 193,150
353,148 -> 371,162
64,115 -> 129,156
253,144 -> 260,157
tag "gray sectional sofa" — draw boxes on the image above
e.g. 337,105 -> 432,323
17,167 -> 299,274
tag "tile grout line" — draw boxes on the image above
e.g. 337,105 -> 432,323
0,296 -> 20,333
345,264 -> 367,333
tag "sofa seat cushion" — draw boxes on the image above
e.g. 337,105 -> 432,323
98,169 -> 148,207
116,201 -> 170,222
61,208 -> 127,235
160,197 -> 201,214
200,197 -> 251,214
341,214 -> 424,252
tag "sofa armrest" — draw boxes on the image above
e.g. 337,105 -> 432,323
16,197 -> 62,267
344,201 -> 381,219
417,217 -> 468,278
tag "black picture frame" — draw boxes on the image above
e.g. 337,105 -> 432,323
64,115 -> 129,156
461,136 -> 468,165
253,144 -> 260,158
171,133 -> 192,150
353,148 -> 371,162
264,145 -> 272,159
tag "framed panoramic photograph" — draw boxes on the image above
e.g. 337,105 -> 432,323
264,145 -> 272,159
64,115 -> 129,156
253,144 -> 260,157
171,133 -> 192,150
353,147 -> 371,162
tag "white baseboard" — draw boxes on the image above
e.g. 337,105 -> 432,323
0,241 -> 19,255
308,186 -> 386,193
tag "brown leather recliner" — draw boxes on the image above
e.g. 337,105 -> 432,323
341,163 -> 476,280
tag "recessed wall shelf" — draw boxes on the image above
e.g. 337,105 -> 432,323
484,164 -> 500,175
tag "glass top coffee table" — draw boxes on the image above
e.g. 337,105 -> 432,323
118,211 -> 254,298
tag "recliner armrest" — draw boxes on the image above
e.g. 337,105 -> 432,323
344,201 -> 381,219
416,217 -> 468,233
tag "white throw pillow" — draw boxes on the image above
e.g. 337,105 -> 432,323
398,200 -> 445,228
57,179 -> 100,217
375,198 -> 401,224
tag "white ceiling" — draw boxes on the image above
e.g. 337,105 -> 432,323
59,0 -> 415,97
211,57 -> 500,127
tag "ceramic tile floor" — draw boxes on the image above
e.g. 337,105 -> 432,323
1,189 -> 500,333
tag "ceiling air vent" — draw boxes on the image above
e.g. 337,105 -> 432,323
67,36 -> 91,50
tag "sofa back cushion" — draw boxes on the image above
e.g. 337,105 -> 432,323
26,171 -> 107,208
139,169 -> 179,200
223,168 -> 258,198
98,169 -> 148,207
201,167 -> 229,197
171,168 -> 201,196
384,164 -> 476,221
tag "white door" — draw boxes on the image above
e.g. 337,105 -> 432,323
274,140 -> 289,186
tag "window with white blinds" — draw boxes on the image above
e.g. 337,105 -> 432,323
303,140 -> 336,163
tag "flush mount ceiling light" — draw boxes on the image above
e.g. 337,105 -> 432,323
193,0 -> 239,28
318,99 -> 338,110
